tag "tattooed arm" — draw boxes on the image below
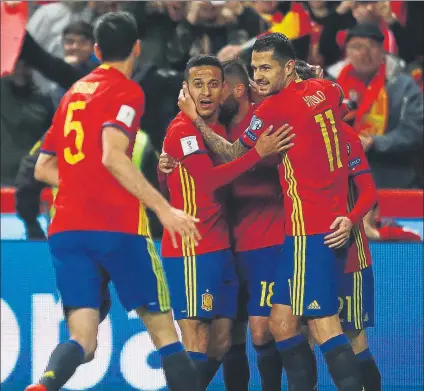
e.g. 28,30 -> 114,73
192,115 -> 249,162
178,83 -> 294,162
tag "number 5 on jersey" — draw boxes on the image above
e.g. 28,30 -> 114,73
64,101 -> 86,165
314,109 -> 343,172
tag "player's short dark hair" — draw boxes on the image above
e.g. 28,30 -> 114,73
185,55 -> 224,82
63,21 -> 94,42
295,59 -> 315,80
222,58 -> 249,88
93,12 -> 138,62
252,33 -> 296,65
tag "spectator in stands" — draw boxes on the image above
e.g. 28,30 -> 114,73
306,1 -> 352,67
121,1 -> 189,71
320,1 -> 414,66
50,21 -> 96,107
27,1 -> 117,92
218,1 -> 311,62
183,1 -> 247,56
0,59 -> 54,186
328,23 -> 423,189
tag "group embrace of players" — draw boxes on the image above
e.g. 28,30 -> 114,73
26,11 -> 381,391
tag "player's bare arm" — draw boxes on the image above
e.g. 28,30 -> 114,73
34,153 -> 59,187
159,125 -> 292,179
102,127 -> 200,248
178,83 -> 294,162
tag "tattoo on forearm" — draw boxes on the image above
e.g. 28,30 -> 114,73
193,116 -> 248,162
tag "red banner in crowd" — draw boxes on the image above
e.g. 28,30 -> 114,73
1,1 -> 28,76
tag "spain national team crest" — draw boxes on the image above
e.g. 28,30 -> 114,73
201,290 -> 213,312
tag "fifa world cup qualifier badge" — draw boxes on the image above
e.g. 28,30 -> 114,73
201,290 -> 213,311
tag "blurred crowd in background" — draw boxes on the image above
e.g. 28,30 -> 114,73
1,1 -> 423,239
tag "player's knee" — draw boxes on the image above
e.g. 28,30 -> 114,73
269,306 -> 298,340
83,341 -> 97,363
70,334 -> 98,362
250,323 -> 273,346
346,329 -> 368,354
209,332 -> 232,359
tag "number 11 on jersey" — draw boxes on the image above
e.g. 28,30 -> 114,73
314,109 -> 343,172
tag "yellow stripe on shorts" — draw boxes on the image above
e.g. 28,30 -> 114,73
179,165 -> 198,317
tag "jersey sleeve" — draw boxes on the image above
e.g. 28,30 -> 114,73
163,120 -> 208,161
344,123 -> 371,177
165,120 -> 261,192
102,86 -> 144,139
239,99 -> 276,149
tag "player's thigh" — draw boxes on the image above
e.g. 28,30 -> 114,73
208,318 -> 233,358
269,303 -> 300,341
135,307 -> 179,349
338,266 -> 375,332
236,245 -> 282,317
101,233 -> 171,314
216,250 -> 239,320
249,316 -> 274,345
290,234 -> 346,318
48,232 -> 107,311
162,250 -> 227,320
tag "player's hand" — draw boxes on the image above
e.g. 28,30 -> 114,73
324,216 -> 353,248
359,133 -> 374,152
159,152 -> 179,174
254,124 -> 295,158
178,82 -> 198,121
158,207 -> 201,249
248,79 -> 265,104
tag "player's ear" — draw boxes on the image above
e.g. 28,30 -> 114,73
93,43 -> 102,62
285,59 -> 296,77
134,40 -> 141,57
235,83 -> 245,99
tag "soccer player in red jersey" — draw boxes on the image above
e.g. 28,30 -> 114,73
178,33 -> 365,390
294,63 -> 381,391
338,124 -> 382,390
216,60 -> 286,391
25,12 -> 202,391
160,54 -> 292,390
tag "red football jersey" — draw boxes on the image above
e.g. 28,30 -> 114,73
162,112 -> 261,257
344,126 -> 373,273
240,78 -> 348,236
41,65 -> 149,236
227,104 -> 284,252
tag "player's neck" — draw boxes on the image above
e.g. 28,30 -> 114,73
231,98 -> 251,125
284,72 -> 298,89
101,61 -> 132,79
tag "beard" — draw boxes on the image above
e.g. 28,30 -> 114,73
219,96 -> 239,126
